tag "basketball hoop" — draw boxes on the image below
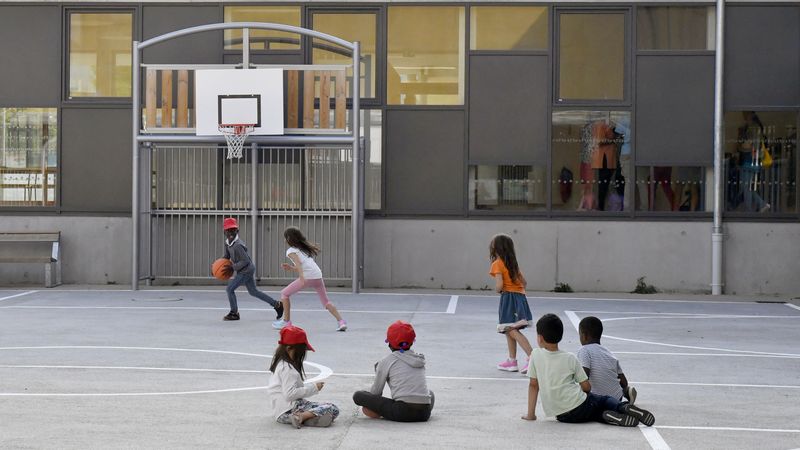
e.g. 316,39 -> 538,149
219,124 -> 255,159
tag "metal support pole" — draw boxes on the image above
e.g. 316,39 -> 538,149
711,0 -> 725,295
351,42 -> 361,294
132,41 -> 141,291
243,28 -> 250,68
250,142 -> 258,278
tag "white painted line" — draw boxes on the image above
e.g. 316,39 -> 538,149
446,295 -> 459,314
0,290 -> 37,302
655,425 -> 800,434
633,381 -> 800,389
603,315 -> 800,322
0,386 -> 272,397
603,333 -> 800,358
0,305 -> 450,314
641,426 -> 671,450
785,303 -> 800,312
0,345 -> 271,359
564,310 -> 581,332
614,351 -> 800,360
0,364 -> 266,374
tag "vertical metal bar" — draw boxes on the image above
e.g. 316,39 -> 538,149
711,0 -> 725,295
243,28 -> 250,69
251,143 -> 258,278
132,41 -> 141,290
351,41 -> 361,293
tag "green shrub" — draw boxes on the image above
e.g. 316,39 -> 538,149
632,277 -> 657,294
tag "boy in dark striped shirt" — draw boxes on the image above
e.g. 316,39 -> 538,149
577,316 -> 637,404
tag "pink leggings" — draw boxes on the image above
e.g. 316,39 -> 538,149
281,278 -> 331,306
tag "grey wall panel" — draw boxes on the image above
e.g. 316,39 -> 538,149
725,6 -> 800,107
0,6 -> 61,106
469,55 -> 548,164
636,55 -> 714,165
143,6 -> 222,64
386,110 -> 465,213
61,108 -> 132,213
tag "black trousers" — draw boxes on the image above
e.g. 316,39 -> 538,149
353,390 -> 434,422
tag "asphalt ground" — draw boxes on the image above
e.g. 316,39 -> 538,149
1,288 -> 799,449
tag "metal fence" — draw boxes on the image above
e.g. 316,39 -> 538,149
142,144 -> 352,283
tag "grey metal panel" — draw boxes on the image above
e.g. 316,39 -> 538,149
143,6 -> 222,64
725,6 -> 800,107
0,6 -> 61,106
469,55 -> 548,164
61,108 -> 132,212
636,55 -> 714,165
385,110 -> 464,213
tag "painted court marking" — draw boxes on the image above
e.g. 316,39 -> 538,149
640,426 -> 671,450
1,305 -> 452,315
446,295 -> 459,314
0,290 -> 37,302
785,302 -> 800,312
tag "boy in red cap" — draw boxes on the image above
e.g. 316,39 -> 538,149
266,325 -> 339,428
221,217 -> 282,321
352,320 -> 434,422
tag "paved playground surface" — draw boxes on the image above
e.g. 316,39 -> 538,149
1,288 -> 799,449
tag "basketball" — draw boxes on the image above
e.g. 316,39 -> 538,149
211,258 -> 233,280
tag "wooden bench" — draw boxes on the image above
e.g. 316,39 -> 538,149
0,232 -> 62,287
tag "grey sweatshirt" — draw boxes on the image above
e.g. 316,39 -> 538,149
223,236 -> 254,274
370,350 -> 431,404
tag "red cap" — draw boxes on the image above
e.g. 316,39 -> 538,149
386,320 -> 415,350
223,217 -> 238,231
279,325 -> 315,352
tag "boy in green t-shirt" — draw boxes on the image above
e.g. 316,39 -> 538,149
521,314 -> 654,427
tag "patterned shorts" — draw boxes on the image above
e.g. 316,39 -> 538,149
276,399 -> 340,424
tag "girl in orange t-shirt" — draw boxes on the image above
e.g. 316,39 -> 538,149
489,234 -> 534,374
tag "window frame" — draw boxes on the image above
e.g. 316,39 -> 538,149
222,4 -> 305,56
634,4 -> 716,56
64,7 -> 137,104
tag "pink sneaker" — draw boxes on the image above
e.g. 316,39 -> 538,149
497,359 -> 518,372
520,358 -> 530,375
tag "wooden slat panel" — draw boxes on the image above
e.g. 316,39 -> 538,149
146,69 -> 157,129
176,70 -> 189,128
334,70 -> 346,129
303,70 -> 315,129
287,70 -> 299,128
161,70 -> 173,128
319,71 -> 331,129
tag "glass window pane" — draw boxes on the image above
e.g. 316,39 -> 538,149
312,13 -> 377,98
552,110 -> 631,212
388,6 -> 465,105
0,108 -> 58,207
469,165 -> 546,211
724,111 -> 797,214
224,6 -> 301,50
635,166 -> 709,212
638,7 -> 715,51
69,13 -> 132,98
558,13 -> 625,101
363,110 -> 382,210
470,6 -> 548,51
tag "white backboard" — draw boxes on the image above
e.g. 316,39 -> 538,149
195,69 -> 284,136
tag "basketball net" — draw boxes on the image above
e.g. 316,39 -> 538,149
219,124 -> 255,159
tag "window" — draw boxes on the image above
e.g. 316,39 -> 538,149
68,12 -> 133,98
388,6 -> 465,105
552,110 -> 631,212
558,13 -> 625,102
469,165 -> 546,211
224,6 -> 301,51
312,13 -> 377,98
363,110 -> 382,210
0,108 -> 57,207
724,111 -> 797,214
637,7 -> 715,51
635,166 -> 709,212
470,6 -> 548,51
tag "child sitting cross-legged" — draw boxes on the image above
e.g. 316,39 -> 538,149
521,314 -> 654,427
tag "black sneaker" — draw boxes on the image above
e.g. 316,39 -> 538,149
602,410 -> 639,427
275,302 -> 284,320
624,386 -> 637,405
622,404 -> 655,427
223,311 -> 240,321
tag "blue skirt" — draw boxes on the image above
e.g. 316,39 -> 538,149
497,292 -> 533,333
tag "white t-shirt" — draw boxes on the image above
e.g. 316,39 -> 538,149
286,247 -> 323,279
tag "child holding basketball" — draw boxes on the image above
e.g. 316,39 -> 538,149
221,217 -> 282,321
352,320 -> 434,422
489,234 -> 534,374
266,325 -> 340,428
577,316 -> 638,404
272,227 -> 347,331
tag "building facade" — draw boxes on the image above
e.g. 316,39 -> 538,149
1,1 -> 798,294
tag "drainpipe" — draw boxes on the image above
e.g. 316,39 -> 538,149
711,0 -> 725,295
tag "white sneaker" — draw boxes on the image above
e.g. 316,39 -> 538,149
336,320 -> 347,332
759,203 -> 771,213
272,319 -> 291,330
